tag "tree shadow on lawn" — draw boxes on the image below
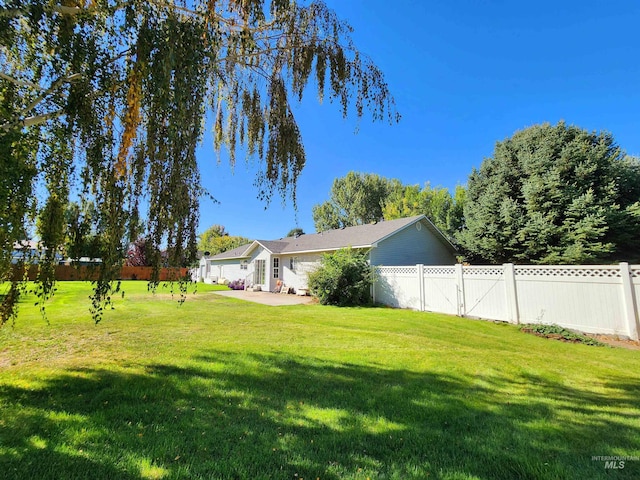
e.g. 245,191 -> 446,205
1,352 -> 639,480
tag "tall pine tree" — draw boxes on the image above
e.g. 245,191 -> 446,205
458,122 -> 640,264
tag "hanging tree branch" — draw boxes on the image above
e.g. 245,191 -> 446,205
0,0 -> 400,325
0,71 -> 44,90
1,73 -> 83,131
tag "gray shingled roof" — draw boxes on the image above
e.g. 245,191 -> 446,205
208,243 -> 253,260
208,215 -> 455,260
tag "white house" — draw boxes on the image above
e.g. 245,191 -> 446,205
197,215 -> 457,293
11,240 -> 64,264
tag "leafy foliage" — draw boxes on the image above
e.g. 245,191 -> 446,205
0,0 -> 398,324
64,201 -> 104,261
312,172 -> 465,242
308,248 -> 373,306
312,172 -> 398,231
198,224 -> 251,256
198,224 -> 227,252
286,227 -> 305,237
125,238 -> 152,267
457,122 -> 640,264
206,236 -> 252,257
520,324 -> 607,347
383,183 -> 466,241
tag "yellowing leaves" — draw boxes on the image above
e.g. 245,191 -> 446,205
116,68 -> 143,178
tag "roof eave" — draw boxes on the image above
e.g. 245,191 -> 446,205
252,240 -> 276,254
281,244 -> 373,255
208,254 -> 251,261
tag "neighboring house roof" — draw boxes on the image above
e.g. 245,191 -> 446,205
207,215 -> 456,260
13,240 -> 40,250
12,240 -> 65,264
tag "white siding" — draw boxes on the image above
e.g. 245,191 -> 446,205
633,267 -> 640,323
206,246 -> 271,288
203,258 -> 246,284
280,253 -> 323,292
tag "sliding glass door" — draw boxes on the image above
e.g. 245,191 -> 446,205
253,259 -> 266,286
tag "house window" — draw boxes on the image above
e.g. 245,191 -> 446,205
240,260 -> 248,270
289,257 -> 297,272
273,257 -> 279,278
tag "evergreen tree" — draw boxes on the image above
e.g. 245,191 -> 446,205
458,122 -> 640,264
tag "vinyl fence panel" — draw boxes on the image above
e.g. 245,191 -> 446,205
422,266 -> 458,315
513,265 -> 625,336
374,266 -> 421,310
375,263 -> 640,340
461,266 -> 508,322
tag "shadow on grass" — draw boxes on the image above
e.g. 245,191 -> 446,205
1,352 -> 639,479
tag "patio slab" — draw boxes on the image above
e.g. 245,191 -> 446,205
212,289 -> 315,306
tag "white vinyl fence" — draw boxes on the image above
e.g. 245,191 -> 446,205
374,263 -> 640,340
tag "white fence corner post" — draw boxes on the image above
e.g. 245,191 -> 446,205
455,263 -> 465,317
619,262 -> 639,340
503,263 -> 520,324
417,264 -> 425,311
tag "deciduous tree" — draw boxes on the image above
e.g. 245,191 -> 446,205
0,0 -> 398,323
197,224 -> 228,249
198,225 -> 250,256
204,235 -> 252,256
286,227 -> 305,237
64,201 -> 104,261
312,172 -> 397,231
382,183 -> 466,241
125,237 -> 152,267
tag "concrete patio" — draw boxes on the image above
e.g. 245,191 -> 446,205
212,289 -> 315,306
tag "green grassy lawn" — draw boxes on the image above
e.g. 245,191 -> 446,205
1,282 -> 639,479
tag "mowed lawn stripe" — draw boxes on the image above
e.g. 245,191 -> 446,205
0,281 -> 638,479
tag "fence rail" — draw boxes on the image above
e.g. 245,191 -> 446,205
12,265 -> 189,282
374,263 -> 640,340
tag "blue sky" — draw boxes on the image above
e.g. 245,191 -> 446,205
196,0 -> 640,241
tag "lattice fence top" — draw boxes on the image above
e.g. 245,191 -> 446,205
514,266 -> 621,278
376,264 -> 640,278
462,266 -> 503,276
376,266 -> 417,275
423,267 -> 456,276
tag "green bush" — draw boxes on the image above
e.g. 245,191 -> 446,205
520,323 -> 607,346
308,248 -> 373,306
